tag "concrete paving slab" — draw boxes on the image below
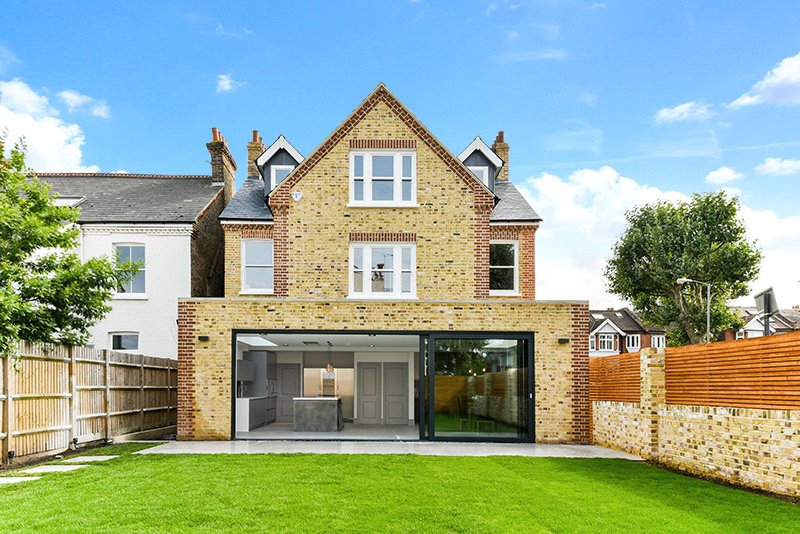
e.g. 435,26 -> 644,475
137,440 -> 642,460
62,456 -> 118,463
22,464 -> 90,474
0,477 -> 42,485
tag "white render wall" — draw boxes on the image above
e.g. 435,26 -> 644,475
80,224 -> 193,359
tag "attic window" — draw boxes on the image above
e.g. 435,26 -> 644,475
615,312 -> 623,317
591,313 -> 604,320
467,166 -> 489,186
270,165 -> 294,190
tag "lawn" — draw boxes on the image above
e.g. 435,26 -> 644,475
0,443 -> 798,533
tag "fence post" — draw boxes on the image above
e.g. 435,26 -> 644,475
103,350 -> 111,442
139,355 -> 145,433
1,352 -> 12,463
640,347 -> 666,461
68,346 -> 77,447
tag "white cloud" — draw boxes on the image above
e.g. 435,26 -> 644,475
486,2 -> 497,15
705,166 -> 744,184
654,101 -> 716,123
577,91 -> 597,105
729,51 -> 800,108
755,157 -> 800,176
0,78 -> 99,172
543,121 -> 603,154
586,2 -> 607,9
0,45 -> 18,73
498,48 -> 568,63
506,29 -> 519,41
517,166 -> 800,309
57,89 -> 111,119
216,73 -> 245,93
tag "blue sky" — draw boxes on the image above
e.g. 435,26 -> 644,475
2,1 -> 800,309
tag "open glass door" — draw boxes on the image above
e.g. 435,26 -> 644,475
425,333 -> 533,442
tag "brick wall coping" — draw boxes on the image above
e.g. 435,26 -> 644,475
178,297 -> 587,305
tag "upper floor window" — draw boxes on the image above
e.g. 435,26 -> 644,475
349,243 -> 416,298
651,335 -> 666,348
589,336 -> 596,351
467,166 -> 489,187
242,239 -> 274,293
626,334 -> 641,350
489,241 -> 519,296
270,165 -> 294,190
598,333 -> 615,351
115,244 -> 145,295
735,330 -> 745,340
350,151 -> 416,206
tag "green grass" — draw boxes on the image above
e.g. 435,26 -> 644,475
0,446 -> 798,533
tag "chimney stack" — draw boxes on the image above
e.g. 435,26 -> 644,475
492,130 -> 509,181
206,127 -> 237,204
247,130 -> 265,179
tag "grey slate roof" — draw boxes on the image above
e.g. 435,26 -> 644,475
589,308 -> 664,334
490,181 -> 541,222
219,177 -> 273,220
39,173 -> 221,224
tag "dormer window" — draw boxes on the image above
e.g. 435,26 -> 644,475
270,165 -> 294,190
349,151 -> 416,206
467,166 -> 489,186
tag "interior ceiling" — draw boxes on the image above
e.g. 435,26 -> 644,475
238,333 -> 420,350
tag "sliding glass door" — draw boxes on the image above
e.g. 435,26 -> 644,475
424,333 -> 533,442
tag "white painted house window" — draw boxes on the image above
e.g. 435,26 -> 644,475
350,151 -> 416,206
270,165 -> 294,190
651,335 -> 666,348
350,243 -> 416,298
736,330 -> 745,340
598,333 -> 615,351
626,334 -> 641,350
111,332 -> 139,352
489,241 -> 519,295
467,166 -> 489,186
589,336 -> 596,351
242,239 -> 274,293
115,244 -> 145,295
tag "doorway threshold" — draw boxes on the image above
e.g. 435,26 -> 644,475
237,422 -> 420,441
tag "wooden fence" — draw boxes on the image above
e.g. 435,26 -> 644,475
1,341 -> 177,462
589,352 -> 641,403
665,330 -> 800,409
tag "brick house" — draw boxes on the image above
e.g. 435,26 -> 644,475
178,84 -> 589,443
588,308 -> 665,357
39,138 -> 231,358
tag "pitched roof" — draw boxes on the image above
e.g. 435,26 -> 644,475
255,135 -> 304,168
37,173 -> 221,224
589,308 -> 664,335
458,136 -> 504,168
491,181 -> 541,222
219,177 -> 273,221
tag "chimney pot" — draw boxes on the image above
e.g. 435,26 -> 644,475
492,131 -> 510,181
211,127 -> 219,141
252,130 -> 259,142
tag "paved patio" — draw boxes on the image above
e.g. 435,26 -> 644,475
138,440 -> 642,459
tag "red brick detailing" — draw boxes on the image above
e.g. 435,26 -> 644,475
270,84 -> 494,210
241,226 -> 274,239
177,301 -> 197,440
349,232 -> 416,242
474,206 -> 492,298
349,139 -> 417,149
272,206 -> 289,297
569,302 -> 591,444
490,225 -> 538,299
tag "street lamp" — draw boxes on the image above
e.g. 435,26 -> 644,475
676,277 -> 712,343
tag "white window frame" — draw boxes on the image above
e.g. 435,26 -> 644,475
467,165 -> 489,186
241,239 -> 274,294
651,335 -> 666,348
110,332 -> 139,353
598,333 -> 615,351
489,240 -> 519,296
114,243 -> 146,299
349,243 -> 416,299
736,330 -> 745,340
589,336 -> 596,351
349,150 -> 417,207
626,334 -> 641,350
270,164 -> 295,191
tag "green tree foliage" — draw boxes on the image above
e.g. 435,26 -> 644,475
605,192 -> 761,345
0,137 -> 136,358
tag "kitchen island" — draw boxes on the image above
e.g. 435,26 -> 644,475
293,397 -> 344,432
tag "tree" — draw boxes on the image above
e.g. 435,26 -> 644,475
0,137 -> 136,359
605,191 -> 761,345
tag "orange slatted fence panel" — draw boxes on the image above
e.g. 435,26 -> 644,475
665,331 -> 800,410
589,352 -> 640,403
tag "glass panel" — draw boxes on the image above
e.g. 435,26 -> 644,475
401,271 -> 411,293
131,271 -> 146,293
401,247 -> 411,270
402,179 -> 412,201
353,271 -> 363,293
113,334 -> 138,351
353,155 -> 364,177
371,248 -> 393,269
372,179 -> 394,201
402,155 -> 412,177
245,266 -> 274,290
274,167 -> 292,185
372,155 -> 394,177
431,337 -> 528,440
371,271 -> 393,292
490,243 -> 515,267
353,247 -> 363,270
245,241 -> 273,266
490,267 -> 515,291
130,246 -> 145,263
116,246 -> 130,264
354,179 -> 364,201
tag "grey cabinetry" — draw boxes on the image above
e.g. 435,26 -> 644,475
265,395 -> 277,424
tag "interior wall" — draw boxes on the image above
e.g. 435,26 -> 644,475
353,351 -> 415,422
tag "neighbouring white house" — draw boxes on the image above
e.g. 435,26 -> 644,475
589,308 -> 666,357
37,130 -> 235,358
725,306 -> 800,340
